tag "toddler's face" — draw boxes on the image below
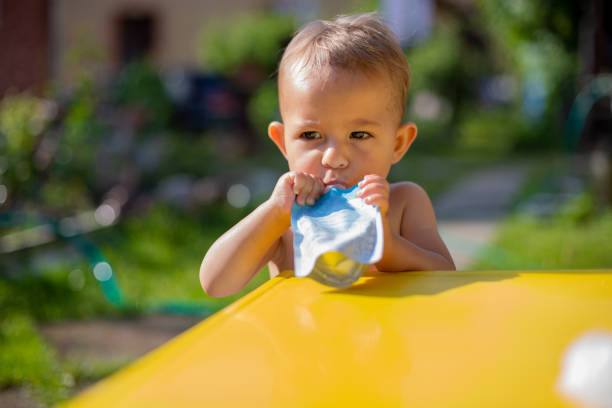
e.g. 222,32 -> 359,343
271,69 -> 414,189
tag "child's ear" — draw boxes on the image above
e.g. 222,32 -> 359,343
391,122 -> 417,164
268,121 -> 287,159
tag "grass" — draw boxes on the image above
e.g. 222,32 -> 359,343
97,204 -> 270,309
470,155 -> 612,270
472,209 -> 612,270
0,313 -> 134,405
0,314 -> 69,404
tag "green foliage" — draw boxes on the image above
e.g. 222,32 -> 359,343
477,0 -> 577,130
405,1 -> 578,154
112,60 -> 173,131
478,0 -> 578,56
0,80 -> 105,210
0,266 -> 118,322
55,79 -> 104,192
39,177 -> 93,210
456,108 -> 531,155
2,204 -> 270,320
0,61 -> 176,211
406,24 -> 463,96
473,205 -> 612,271
0,304 -> 131,405
351,0 -> 379,13
0,94 -> 55,202
198,12 -> 295,75
247,79 -> 280,137
0,94 -> 45,152
99,204 -> 269,307
157,136 -> 214,177
405,21 -> 496,151
64,356 -> 132,385
64,80 -> 100,147
0,314 -> 68,405
556,192 -> 595,223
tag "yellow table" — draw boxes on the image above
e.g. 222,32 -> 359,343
65,269 -> 612,407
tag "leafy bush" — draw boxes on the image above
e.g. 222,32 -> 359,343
456,108 -> 531,155
53,79 -> 104,206
247,79 -> 279,137
112,60 -> 173,131
404,0 -> 579,154
406,23 -> 463,97
0,94 -> 56,205
0,60 -> 180,213
198,12 -> 295,76
0,82 -> 105,211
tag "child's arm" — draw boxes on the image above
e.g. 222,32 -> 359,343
200,171 -> 324,297
359,176 -> 455,271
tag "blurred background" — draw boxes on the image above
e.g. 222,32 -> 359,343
1,0 -> 611,405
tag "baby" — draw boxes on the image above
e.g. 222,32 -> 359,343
200,13 -> 455,297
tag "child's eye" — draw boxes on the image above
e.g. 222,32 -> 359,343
350,131 -> 372,140
301,131 -> 322,140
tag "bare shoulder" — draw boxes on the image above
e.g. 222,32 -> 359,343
389,181 -> 432,209
389,181 -> 438,236
389,181 -> 454,267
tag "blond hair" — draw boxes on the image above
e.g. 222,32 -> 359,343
278,13 -> 410,119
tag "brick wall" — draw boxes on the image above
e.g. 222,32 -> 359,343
0,0 -> 49,97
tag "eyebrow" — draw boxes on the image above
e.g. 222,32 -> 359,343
350,118 -> 382,127
296,118 -> 382,128
296,120 -> 321,128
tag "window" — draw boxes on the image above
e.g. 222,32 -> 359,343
118,14 -> 154,65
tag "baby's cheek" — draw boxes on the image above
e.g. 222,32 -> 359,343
290,151 -> 322,173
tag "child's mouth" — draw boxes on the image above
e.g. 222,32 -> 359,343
324,182 -> 348,192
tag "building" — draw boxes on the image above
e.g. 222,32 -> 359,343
0,0 -> 50,96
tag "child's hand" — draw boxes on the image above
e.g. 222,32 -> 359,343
358,175 -> 390,216
269,171 -> 325,213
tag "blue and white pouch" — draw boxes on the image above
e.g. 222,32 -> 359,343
291,183 -> 384,288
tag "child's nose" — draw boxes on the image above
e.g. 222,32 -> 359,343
321,144 -> 348,169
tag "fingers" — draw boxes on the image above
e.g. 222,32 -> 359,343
269,172 -> 299,212
358,175 -> 389,196
358,175 -> 390,215
292,172 -> 324,206
305,177 -> 325,205
274,173 -> 390,209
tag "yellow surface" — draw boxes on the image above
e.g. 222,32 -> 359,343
65,269 -> 612,407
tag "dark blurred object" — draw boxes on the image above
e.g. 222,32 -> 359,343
167,71 -> 242,132
575,0 -> 612,152
0,0 -> 49,98
575,0 -> 612,207
578,0 -> 612,82
589,145 -> 612,208
117,13 -> 156,66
